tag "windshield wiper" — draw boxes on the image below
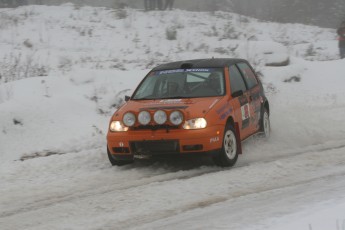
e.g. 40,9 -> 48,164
133,97 -> 155,100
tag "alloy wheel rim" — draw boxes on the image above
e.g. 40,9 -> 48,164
224,130 -> 237,159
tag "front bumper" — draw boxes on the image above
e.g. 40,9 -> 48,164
107,125 -> 224,156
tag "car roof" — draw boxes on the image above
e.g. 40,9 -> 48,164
152,58 -> 248,71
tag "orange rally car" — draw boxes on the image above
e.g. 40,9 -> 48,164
107,58 -> 270,167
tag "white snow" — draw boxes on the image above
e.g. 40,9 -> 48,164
1,4 -> 345,230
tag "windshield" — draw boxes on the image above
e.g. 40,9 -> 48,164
132,68 -> 225,100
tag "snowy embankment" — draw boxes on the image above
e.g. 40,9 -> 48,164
1,4 -> 345,230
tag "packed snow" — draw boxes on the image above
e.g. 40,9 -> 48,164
1,4 -> 345,230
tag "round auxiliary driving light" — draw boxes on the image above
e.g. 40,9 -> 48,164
138,111 -> 151,125
169,111 -> 183,126
123,112 -> 136,127
154,110 -> 167,125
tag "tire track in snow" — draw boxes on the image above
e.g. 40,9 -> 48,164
1,141 -> 345,220
0,167 -> 220,219
255,142 -> 345,164
106,171 -> 345,230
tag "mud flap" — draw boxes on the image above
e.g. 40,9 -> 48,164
234,122 -> 242,154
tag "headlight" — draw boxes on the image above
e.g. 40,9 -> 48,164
183,118 -> 207,129
123,112 -> 136,127
110,121 -> 129,132
169,111 -> 183,126
138,111 -> 151,125
154,110 -> 167,125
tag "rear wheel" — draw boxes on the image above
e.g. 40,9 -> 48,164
107,147 -> 133,166
213,124 -> 239,167
260,108 -> 270,138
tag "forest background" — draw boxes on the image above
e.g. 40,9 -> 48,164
3,0 -> 345,28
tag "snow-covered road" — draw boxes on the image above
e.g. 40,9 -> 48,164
2,139 -> 345,230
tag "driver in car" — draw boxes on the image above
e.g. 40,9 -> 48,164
206,72 -> 222,94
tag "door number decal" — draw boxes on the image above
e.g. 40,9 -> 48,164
241,104 -> 250,121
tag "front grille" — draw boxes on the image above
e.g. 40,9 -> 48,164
130,140 -> 180,155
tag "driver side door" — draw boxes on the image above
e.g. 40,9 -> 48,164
228,65 -> 252,139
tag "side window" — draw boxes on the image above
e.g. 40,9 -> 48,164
237,63 -> 258,89
229,65 -> 247,94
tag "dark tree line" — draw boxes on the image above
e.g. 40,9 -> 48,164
1,0 -> 344,28
0,0 -> 28,7
200,0 -> 345,28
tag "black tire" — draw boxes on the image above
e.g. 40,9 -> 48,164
213,124 -> 239,167
259,107 -> 270,138
107,147 -> 133,166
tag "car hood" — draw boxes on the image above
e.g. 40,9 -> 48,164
113,97 -> 223,120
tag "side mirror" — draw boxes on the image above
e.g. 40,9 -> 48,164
231,90 -> 243,98
125,96 -> 131,102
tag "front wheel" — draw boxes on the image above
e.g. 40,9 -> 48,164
213,124 -> 239,167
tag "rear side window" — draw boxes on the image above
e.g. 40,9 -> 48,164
229,65 -> 247,94
237,63 -> 258,89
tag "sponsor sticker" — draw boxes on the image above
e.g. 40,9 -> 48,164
158,69 -> 185,75
185,68 -> 213,72
156,68 -> 215,75
159,99 -> 182,104
220,108 -> 233,120
210,137 -> 220,143
241,104 -> 250,120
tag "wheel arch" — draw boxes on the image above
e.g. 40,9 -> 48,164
226,116 -> 235,127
